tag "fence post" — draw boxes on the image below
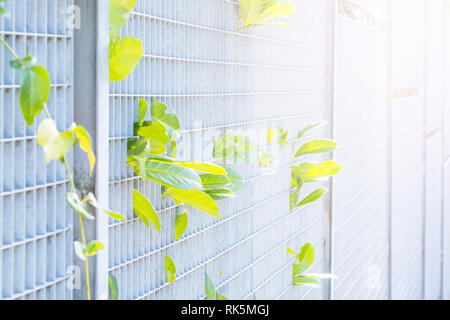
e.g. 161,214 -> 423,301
95,0 -> 110,301
73,0 -> 109,300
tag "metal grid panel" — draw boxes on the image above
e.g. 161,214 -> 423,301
0,0 -> 73,300
333,0 -> 390,300
107,0 -> 332,300
390,0 -> 426,300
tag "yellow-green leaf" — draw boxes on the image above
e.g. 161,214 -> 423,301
110,0 -> 137,35
174,161 -> 226,175
254,2 -> 296,25
133,189 -> 161,231
108,274 -> 119,300
137,121 -> 170,146
297,188 -> 328,208
109,36 -> 143,81
19,66 -> 50,126
287,248 -> 296,255
239,0 -> 263,27
67,192 -> 95,220
163,188 -> 221,218
138,97 -> 148,123
151,99 -> 180,139
304,161 -> 341,181
85,240 -> 104,257
87,192 -> 126,221
294,242 -> 315,276
165,255 -> 177,283
73,125 -> 96,176
175,209 -> 188,241
205,273 -> 216,300
37,119 -> 76,163
295,140 -> 337,158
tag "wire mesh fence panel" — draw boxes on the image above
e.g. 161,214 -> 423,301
107,0 -> 332,300
390,0 -> 426,300
0,0 -> 74,300
332,0 -> 390,300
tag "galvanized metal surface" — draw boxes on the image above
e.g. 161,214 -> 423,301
1,0 -> 449,300
0,0 -> 74,300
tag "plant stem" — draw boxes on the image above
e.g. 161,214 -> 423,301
0,36 -> 21,60
44,105 -> 91,300
79,216 -> 91,300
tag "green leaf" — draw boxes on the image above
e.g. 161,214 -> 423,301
170,140 -> 177,158
138,159 -> 202,190
150,99 -> 180,139
205,188 -> 236,201
73,241 -> 86,261
163,188 -> 221,218
37,119 -> 76,163
293,243 -> 315,276
295,139 -> 337,158
138,97 -> 148,123
67,192 -> 95,220
85,241 -> 104,257
109,36 -> 143,81
165,255 -> 177,283
213,133 -> 260,165
200,174 -> 232,189
224,167 -> 245,192
86,192 -> 126,221
110,0 -> 137,35
175,209 -> 188,241
73,125 -> 96,176
9,55 -> 35,69
108,274 -> 119,300
293,276 -> 321,287
19,66 -> 50,126
216,294 -> 229,300
304,161 -> 341,182
289,187 -> 300,211
133,189 -> 161,231
297,121 -> 328,139
137,121 -> 170,146
297,188 -> 328,208
205,273 -> 216,300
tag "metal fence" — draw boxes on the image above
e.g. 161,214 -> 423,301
1,0 -> 449,300
0,0 -> 74,300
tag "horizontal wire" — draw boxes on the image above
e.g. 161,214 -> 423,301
0,180 -> 70,197
5,276 -> 71,300
131,12 -> 322,51
142,53 -> 327,72
0,227 -> 71,251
